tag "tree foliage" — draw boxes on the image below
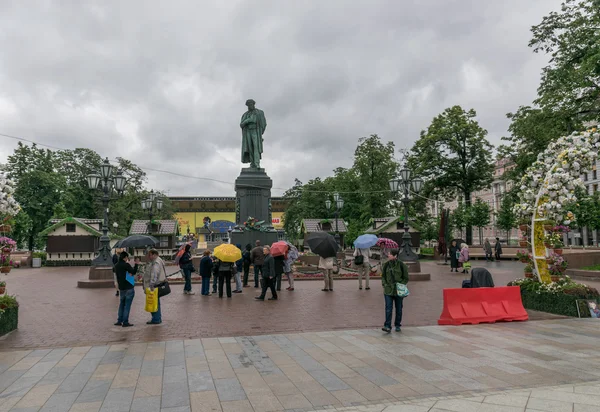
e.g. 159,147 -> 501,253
470,198 -> 492,245
407,106 -> 494,244
496,192 -> 518,242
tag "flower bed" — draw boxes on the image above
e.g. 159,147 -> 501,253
0,295 -> 18,336
508,277 -> 599,317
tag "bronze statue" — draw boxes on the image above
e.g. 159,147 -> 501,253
240,99 -> 267,169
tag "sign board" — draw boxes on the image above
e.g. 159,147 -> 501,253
272,218 -> 281,225
573,233 -> 581,238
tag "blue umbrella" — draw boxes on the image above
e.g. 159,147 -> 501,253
354,234 -> 378,249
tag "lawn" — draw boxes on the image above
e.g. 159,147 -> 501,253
581,264 -> 600,271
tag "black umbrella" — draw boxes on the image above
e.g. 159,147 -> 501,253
306,232 -> 339,258
114,235 -> 159,249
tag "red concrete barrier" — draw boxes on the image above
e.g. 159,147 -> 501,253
438,286 -> 528,326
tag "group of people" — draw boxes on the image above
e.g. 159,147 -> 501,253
449,238 -> 503,273
111,241 -> 410,335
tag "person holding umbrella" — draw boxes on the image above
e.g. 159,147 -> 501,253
255,245 -> 277,300
307,232 -> 339,292
213,243 -> 242,298
353,234 -> 377,290
284,243 -> 298,291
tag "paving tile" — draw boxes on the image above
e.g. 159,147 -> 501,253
110,369 -> 139,389
140,360 -> 164,377
69,401 -> 102,412
331,388 -> 368,404
99,388 -> 134,412
14,384 -> 59,408
213,378 -> 246,402
354,367 -> 398,387
135,376 -> 162,398
188,372 -> 215,392
56,374 -> 92,395
220,400 -> 253,412
276,393 -> 312,409
76,380 -> 111,404
0,396 -> 21,412
161,407 -> 191,412
119,355 -> 143,371
161,383 -> 190,409
90,365 -> 119,382
0,369 -> 27,393
527,397 -> 574,412
40,392 -> 80,412
164,365 -> 187,385
483,394 -> 530,408
1,376 -> 43,399
189,391 -> 221,412
308,369 -> 350,391
38,367 -> 74,386
382,406 -> 430,412
130,396 -> 161,412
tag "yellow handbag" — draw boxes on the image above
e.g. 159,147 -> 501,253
144,288 -> 158,312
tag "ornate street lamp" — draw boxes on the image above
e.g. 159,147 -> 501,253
325,192 -> 344,246
141,190 -> 163,222
389,169 -> 424,262
87,158 -> 127,266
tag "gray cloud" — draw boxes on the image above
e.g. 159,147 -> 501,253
0,0 -> 561,197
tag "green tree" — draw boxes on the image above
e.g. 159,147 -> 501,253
416,213 -> 439,244
470,198 -> 492,245
496,193 -> 518,243
450,201 -> 469,239
408,106 -> 494,244
530,0 -> 600,121
11,211 -> 33,250
14,170 -> 63,250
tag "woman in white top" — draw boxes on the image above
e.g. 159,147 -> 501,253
319,256 -> 335,292
353,248 -> 372,290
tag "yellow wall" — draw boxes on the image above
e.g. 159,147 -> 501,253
174,212 -> 285,231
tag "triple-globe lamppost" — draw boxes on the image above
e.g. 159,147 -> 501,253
389,168 -> 424,262
86,158 -> 126,267
325,192 -> 344,246
141,190 -> 163,221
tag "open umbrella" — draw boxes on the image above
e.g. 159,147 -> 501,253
271,241 -> 289,257
114,235 -> 159,249
376,238 -> 398,249
354,234 -> 378,249
306,232 -> 339,258
213,243 -> 242,263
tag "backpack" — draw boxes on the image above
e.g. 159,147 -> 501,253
354,254 -> 364,265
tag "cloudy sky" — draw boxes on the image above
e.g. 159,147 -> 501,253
0,0 -> 561,197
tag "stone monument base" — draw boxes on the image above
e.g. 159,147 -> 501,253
230,230 -> 279,248
78,266 -> 115,288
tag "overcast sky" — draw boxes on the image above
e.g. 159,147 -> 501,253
0,0 -> 561,197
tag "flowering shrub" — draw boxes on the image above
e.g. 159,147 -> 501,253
553,225 -> 571,234
514,126 -> 600,224
516,250 -> 532,262
0,174 -> 19,217
0,237 -> 16,252
544,232 -> 564,248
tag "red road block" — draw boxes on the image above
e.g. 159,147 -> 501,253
438,286 -> 528,326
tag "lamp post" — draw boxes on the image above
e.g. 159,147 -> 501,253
325,192 -> 344,246
389,169 -> 424,262
87,158 -> 126,266
141,190 -> 163,222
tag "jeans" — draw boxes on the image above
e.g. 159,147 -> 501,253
258,277 -> 277,299
151,297 -> 161,323
117,288 -> 135,324
218,271 -> 232,297
182,267 -> 192,292
253,265 -> 262,287
212,273 -> 218,293
201,276 -> 211,295
384,295 -> 404,328
243,263 -> 251,286
234,271 -> 242,291
275,273 -> 282,291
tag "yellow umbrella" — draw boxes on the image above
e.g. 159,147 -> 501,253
213,244 -> 242,263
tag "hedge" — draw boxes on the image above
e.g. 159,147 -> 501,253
509,277 -> 599,318
0,295 -> 18,337
45,260 -> 92,267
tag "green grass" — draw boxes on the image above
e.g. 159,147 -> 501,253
420,247 -> 434,256
581,264 -> 600,271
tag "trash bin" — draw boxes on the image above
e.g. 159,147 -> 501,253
32,258 -> 42,268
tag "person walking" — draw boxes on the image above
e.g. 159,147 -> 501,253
494,237 -> 503,260
114,251 -> 140,327
483,238 -> 493,262
199,250 -> 213,296
233,244 -> 243,293
449,240 -> 459,272
381,249 -> 409,333
256,245 -> 277,300
179,244 -> 195,295
353,247 -> 372,290
251,240 -> 265,288
319,256 -> 335,292
284,244 -> 298,291
459,244 -> 470,274
218,259 -> 235,298
112,248 -> 120,297
143,250 -> 167,325
242,244 -> 252,287
274,254 -> 285,291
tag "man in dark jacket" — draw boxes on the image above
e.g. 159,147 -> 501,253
199,250 -> 213,296
251,240 -> 265,288
255,246 -> 277,300
494,238 -> 503,260
179,244 -> 195,295
114,251 -> 140,327
381,249 -> 408,333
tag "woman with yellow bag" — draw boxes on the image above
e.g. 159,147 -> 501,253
143,250 -> 167,325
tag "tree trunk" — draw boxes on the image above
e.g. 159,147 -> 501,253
479,227 -> 483,245
464,191 -> 473,245
507,229 -> 510,245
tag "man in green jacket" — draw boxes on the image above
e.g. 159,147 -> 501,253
381,249 -> 409,333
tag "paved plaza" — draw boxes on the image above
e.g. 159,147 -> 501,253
1,319 -> 600,412
0,261 -> 572,350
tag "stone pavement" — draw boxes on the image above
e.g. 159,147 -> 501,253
0,261 -> 573,350
2,319 -> 600,411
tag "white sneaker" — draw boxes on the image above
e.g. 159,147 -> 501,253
187,291 -> 195,295
183,291 -> 188,295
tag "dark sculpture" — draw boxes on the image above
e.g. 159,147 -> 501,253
240,99 -> 267,169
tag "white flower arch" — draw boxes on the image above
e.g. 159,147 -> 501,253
0,173 -> 20,217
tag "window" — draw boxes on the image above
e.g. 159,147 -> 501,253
584,173 -> 588,182
160,237 -> 169,248
594,185 -> 598,193
66,223 -> 76,233
594,170 -> 597,180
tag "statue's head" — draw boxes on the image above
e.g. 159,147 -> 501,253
245,99 -> 256,110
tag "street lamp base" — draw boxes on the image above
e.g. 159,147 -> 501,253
399,231 -> 419,262
91,255 -> 113,267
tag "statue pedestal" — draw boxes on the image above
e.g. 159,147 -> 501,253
231,168 -> 279,247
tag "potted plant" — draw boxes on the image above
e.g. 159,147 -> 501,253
518,220 -> 529,232
549,266 -> 563,282
0,236 -> 16,274
0,294 -> 18,336
516,250 -> 531,263
0,281 -> 5,294
519,238 -> 528,248
544,232 -> 564,254
523,264 -> 534,279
